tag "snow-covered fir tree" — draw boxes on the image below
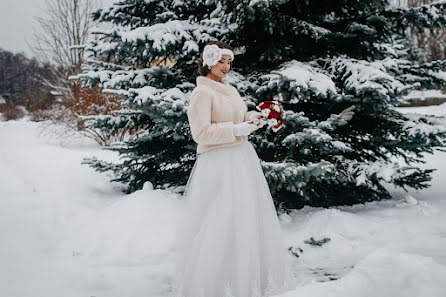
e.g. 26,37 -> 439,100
72,0 -> 446,210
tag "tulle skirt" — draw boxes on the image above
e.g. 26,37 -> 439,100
173,141 -> 294,297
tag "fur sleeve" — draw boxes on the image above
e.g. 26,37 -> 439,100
187,88 -> 236,145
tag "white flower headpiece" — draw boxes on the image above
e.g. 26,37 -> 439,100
202,44 -> 234,68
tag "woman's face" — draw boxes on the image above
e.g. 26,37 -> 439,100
209,54 -> 232,80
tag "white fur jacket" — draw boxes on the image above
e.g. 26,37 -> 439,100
187,76 -> 256,154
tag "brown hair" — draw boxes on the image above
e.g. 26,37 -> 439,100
198,40 -> 234,76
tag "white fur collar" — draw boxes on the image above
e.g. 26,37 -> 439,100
196,76 -> 233,95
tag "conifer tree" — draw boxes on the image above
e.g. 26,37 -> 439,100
73,0 -> 446,210
72,0 -> 229,194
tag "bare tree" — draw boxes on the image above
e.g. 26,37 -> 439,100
408,0 -> 446,61
29,0 -> 99,99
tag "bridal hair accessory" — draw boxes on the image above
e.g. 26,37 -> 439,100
202,44 -> 234,68
248,94 -> 285,132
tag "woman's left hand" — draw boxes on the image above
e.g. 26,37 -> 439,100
248,111 -> 262,121
248,111 -> 267,128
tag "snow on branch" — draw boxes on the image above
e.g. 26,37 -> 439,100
261,160 -> 334,194
346,22 -> 377,35
125,85 -> 188,120
293,20 -> 332,40
401,112 -> 446,139
282,127 -> 352,153
258,60 -> 337,101
70,69 -> 114,88
118,19 -> 223,54
346,159 -> 423,187
318,105 -> 356,130
71,65 -> 178,91
428,70 -> 446,82
329,56 -> 407,101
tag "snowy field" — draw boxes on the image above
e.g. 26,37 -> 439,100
1,104 -> 445,297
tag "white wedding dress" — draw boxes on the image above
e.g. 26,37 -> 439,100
173,141 -> 293,297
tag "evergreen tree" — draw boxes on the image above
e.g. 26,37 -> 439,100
73,0 -> 446,210
72,0 -> 228,193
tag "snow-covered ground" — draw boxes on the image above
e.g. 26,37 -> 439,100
402,89 -> 446,102
0,105 -> 445,297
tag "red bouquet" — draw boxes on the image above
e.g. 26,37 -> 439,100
249,96 -> 285,132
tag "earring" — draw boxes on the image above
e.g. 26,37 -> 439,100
208,66 -> 212,70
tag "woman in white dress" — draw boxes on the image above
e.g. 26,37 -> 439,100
174,41 -> 293,297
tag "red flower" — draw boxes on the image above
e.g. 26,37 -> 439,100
258,101 -> 273,110
268,110 -> 281,119
255,99 -> 285,132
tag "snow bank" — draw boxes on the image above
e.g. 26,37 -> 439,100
60,184 -> 180,262
279,247 -> 446,297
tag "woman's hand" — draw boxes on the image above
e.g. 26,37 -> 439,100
248,111 -> 267,128
233,121 -> 259,136
248,111 -> 262,121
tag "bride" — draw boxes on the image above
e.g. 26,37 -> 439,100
174,41 -> 292,297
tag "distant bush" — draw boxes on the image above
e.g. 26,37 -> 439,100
1,102 -> 25,120
30,82 -> 139,146
29,92 -> 57,121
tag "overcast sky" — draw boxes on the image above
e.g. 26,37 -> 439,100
0,0 -> 113,59
0,0 -> 48,57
